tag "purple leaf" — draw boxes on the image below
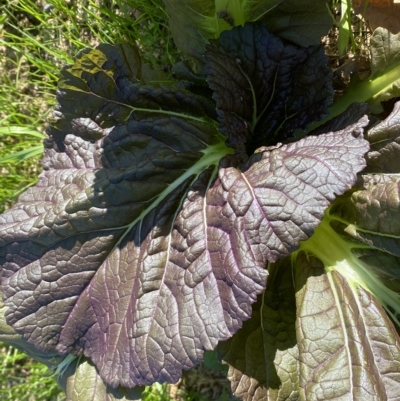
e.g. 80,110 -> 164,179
0,44 -> 369,388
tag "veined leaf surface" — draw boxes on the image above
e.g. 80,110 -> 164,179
218,102 -> 400,401
0,42 -> 369,388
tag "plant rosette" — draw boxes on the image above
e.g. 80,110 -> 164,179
1,12 -> 400,401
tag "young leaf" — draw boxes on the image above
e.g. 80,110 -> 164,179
0,42 -> 369,389
204,23 -> 333,154
163,0 -> 331,72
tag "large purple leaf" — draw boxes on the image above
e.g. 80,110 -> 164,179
294,255 -> 400,400
295,253 -> 400,400
0,44 -> 369,388
219,251 -> 400,401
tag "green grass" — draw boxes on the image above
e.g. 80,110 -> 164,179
328,0 -> 369,57
0,344 -> 63,401
142,383 -> 172,401
0,126 -> 45,212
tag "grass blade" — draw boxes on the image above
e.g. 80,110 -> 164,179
0,126 -> 46,139
0,146 -> 44,163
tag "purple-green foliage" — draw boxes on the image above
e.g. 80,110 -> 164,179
1,11 -> 400,401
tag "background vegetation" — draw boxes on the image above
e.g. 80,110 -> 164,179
0,0 -> 369,399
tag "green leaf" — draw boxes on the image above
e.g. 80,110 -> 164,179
254,0 -> 331,48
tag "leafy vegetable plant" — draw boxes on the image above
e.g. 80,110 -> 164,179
1,1 -> 400,400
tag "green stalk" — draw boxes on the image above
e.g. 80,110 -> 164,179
337,0 -> 351,55
304,66 -> 400,134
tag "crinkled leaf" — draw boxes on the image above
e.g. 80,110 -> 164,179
218,104 -> 400,401
163,0 -> 331,72
206,118 -> 368,266
0,289 -> 141,400
298,209 -> 400,398
220,248 -> 400,401
218,258 -> 299,401
0,43 -> 369,389
205,23 -> 333,155
370,28 -> 400,78
0,44 -> 238,388
294,253 -> 400,400
341,175 -> 400,257
323,172 -> 400,328
53,43 -> 217,131
59,357 -> 143,401
331,102 -> 400,278
0,297 -> 62,368
305,105 -> 400,296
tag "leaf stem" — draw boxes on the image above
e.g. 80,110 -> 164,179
304,66 -> 400,134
